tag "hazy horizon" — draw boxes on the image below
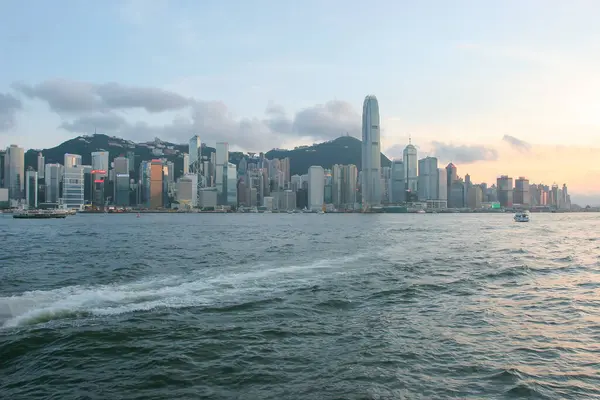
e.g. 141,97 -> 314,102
2,0 -> 600,202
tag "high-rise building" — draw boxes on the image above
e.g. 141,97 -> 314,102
403,142 -> 418,194
308,165 -> 325,211
63,164 -> 84,209
44,164 -> 61,204
182,153 -> 189,175
361,95 -> 381,207
446,163 -> 457,202
64,153 -> 82,168
149,159 -> 163,209
37,153 -> 45,179
26,168 -> 38,208
0,149 -> 6,188
226,162 -> 237,207
91,152 -> 109,171
497,175 -> 514,208
6,145 -> 25,200
176,174 -> 198,209
215,142 -> 229,204
114,157 -> 130,206
514,177 -> 530,206
417,156 -> 438,201
468,185 -> 483,209
189,135 -> 201,171
390,160 -> 405,203
450,180 -> 466,208
437,168 -> 447,202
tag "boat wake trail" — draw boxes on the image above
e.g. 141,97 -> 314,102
0,254 -> 362,329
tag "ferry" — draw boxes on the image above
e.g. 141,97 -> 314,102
514,212 -> 530,222
13,209 -> 68,219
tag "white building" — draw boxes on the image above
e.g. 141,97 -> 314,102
63,165 -> 84,209
403,142 -> 418,194
361,95 -> 381,206
308,165 -> 325,211
64,153 -> 82,168
176,174 -> 198,208
263,196 -> 274,210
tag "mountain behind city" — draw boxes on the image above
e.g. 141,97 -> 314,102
24,134 -> 392,179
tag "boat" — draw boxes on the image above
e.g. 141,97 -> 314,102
514,212 -> 530,222
13,209 -> 68,219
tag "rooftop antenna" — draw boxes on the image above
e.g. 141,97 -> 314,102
408,134 -> 412,145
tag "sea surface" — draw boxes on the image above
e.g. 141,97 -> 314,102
1,213 -> 600,399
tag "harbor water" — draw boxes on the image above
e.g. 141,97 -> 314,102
1,213 -> 599,399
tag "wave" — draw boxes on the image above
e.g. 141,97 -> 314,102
0,254 -> 364,329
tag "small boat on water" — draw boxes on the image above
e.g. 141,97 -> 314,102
514,212 -> 530,222
13,209 -> 68,219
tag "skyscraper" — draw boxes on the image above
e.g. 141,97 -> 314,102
6,145 -> 24,200
149,159 -> 163,209
446,163 -> 457,202
497,175 -> 514,208
64,153 -> 82,168
361,95 -> 381,207
403,141 -> 418,193
514,177 -> 530,205
308,165 -> 325,211
114,157 -> 130,206
417,156 -> 438,201
26,168 -> 38,208
189,135 -> 201,171
215,142 -> 229,204
45,163 -> 61,204
37,153 -> 45,179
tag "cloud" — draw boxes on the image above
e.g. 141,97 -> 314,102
0,92 -> 22,131
430,141 -> 498,163
54,100 -> 358,152
12,79 -> 362,150
502,134 -> 532,152
12,79 -> 192,114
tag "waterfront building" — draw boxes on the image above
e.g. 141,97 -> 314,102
361,95 -> 381,206
26,168 -> 38,208
308,165 -> 325,211
6,145 -> 25,200
497,175 -> 514,208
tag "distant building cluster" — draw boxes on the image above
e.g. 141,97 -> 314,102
0,95 -> 572,212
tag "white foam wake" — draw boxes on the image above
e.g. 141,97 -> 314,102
0,254 -> 362,329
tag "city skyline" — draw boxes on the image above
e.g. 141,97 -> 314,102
1,1 -> 600,200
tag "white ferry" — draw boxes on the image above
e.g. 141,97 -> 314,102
514,212 -> 530,222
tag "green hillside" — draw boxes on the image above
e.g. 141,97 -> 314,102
266,135 -> 391,176
23,134 -> 391,180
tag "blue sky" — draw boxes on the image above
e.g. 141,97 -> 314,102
1,0 -> 600,198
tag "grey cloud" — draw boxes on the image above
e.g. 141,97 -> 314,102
292,100 -> 360,139
56,100 -> 361,151
430,141 -> 498,163
502,135 -> 531,152
60,113 -> 128,133
18,79 -> 362,150
13,79 -> 192,114
0,92 -> 22,131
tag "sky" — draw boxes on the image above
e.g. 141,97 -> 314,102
1,0 -> 600,203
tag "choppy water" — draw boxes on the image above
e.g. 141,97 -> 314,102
1,213 -> 600,399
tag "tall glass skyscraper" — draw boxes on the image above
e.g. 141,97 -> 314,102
361,95 -> 381,207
